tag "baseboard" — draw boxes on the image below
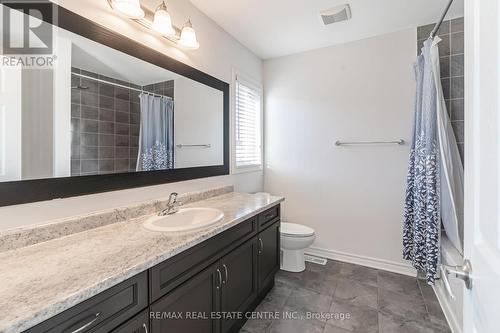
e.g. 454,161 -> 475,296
305,246 -> 417,277
432,282 -> 462,333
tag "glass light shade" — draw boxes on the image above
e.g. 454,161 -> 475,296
113,0 -> 144,19
152,5 -> 175,36
179,22 -> 200,49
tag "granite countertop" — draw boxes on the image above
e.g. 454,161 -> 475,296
0,192 -> 284,333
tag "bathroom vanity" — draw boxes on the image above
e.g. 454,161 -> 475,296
0,191 -> 283,333
0,4 -> 281,332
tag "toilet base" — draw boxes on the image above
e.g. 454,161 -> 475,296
280,248 -> 306,272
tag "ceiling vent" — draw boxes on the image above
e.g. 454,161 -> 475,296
319,4 -> 352,25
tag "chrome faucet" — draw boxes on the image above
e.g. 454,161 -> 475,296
158,192 -> 183,216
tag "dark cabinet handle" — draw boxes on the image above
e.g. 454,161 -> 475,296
222,264 -> 229,284
216,269 -> 222,289
258,238 -> 264,254
69,312 -> 100,333
264,211 -> 274,219
142,323 -> 148,333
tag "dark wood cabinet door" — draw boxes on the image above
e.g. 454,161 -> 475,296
150,262 -> 221,333
220,237 -> 258,333
111,310 -> 149,333
258,222 -> 280,291
150,217 -> 257,302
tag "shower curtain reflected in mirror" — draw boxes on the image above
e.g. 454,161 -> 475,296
137,94 -> 174,171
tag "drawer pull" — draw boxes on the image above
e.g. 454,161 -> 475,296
69,312 -> 100,333
223,264 -> 229,284
143,323 -> 148,333
264,212 -> 275,220
216,269 -> 222,289
258,238 -> 264,254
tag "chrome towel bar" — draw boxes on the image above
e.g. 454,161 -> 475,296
335,139 -> 405,146
176,144 -> 211,148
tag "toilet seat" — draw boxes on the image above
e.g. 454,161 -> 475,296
280,222 -> 315,237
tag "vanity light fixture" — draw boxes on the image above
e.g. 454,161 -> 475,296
152,1 -> 175,36
107,0 -> 200,49
178,20 -> 200,49
111,0 -> 145,19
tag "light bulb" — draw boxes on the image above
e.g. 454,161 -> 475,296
113,0 -> 145,19
152,2 -> 175,36
178,20 -> 200,49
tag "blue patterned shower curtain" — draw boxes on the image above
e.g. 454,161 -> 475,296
403,39 -> 441,284
137,94 -> 174,171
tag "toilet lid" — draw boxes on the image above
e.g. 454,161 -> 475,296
280,223 -> 315,237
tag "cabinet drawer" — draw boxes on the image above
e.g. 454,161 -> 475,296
258,205 -> 280,229
150,217 -> 257,302
25,272 -> 148,333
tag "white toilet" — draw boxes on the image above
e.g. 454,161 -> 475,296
280,222 -> 315,272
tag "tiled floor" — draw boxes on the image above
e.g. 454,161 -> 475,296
241,260 -> 451,333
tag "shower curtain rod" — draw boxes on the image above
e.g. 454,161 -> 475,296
430,0 -> 454,38
71,72 -> 173,100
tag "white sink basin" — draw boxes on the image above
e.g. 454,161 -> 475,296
143,208 -> 224,232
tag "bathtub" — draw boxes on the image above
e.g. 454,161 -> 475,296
433,234 -> 464,333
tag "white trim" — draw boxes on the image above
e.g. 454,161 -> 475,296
231,68 -> 264,175
235,72 -> 262,92
233,164 -> 264,174
306,246 -> 417,277
433,283 -> 462,333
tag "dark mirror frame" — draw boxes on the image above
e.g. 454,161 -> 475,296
0,3 -> 229,207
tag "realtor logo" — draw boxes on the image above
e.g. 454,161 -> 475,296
2,1 -> 55,55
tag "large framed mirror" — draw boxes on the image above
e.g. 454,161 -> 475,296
0,3 -> 229,206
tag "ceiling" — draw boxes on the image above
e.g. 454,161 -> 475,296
65,29 -> 179,86
189,0 -> 464,59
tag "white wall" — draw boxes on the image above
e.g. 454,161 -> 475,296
0,0 -> 263,231
1,5 -> 72,180
21,68 -> 54,179
0,65 -> 22,182
264,29 -> 416,270
53,35 -> 72,178
174,77 -> 224,168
